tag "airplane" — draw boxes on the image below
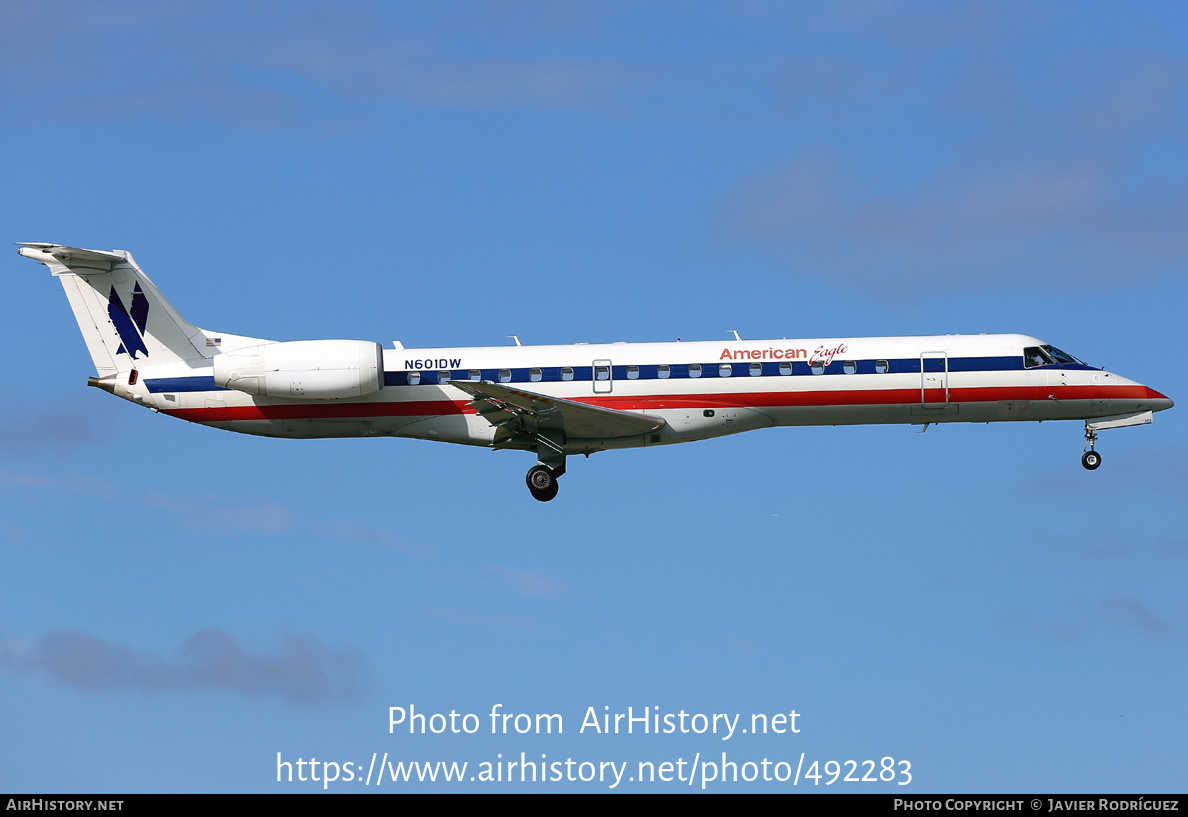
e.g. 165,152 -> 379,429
19,242 -> 1173,501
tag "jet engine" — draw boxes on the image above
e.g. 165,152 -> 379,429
213,340 -> 383,400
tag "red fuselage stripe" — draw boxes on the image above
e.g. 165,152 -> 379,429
161,384 -> 1163,423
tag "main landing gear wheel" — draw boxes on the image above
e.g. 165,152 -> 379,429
526,465 -> 560,502
1081,450 -> 1102,470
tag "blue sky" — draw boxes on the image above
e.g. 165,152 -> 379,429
2,0 -> 1186,792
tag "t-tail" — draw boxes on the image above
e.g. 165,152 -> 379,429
20,241 -> 1173,500
17,243 -> 213,384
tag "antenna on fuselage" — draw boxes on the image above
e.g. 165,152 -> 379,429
731,330 -> 742,340
508,336 -> 522,346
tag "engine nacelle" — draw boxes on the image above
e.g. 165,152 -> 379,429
213,340 -> 383,400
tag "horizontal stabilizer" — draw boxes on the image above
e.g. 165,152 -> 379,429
17,243 -> 128,271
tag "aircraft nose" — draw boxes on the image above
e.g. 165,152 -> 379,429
1145,386 -> 1174,412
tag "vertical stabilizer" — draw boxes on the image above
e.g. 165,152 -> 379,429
18,243 -> 209,375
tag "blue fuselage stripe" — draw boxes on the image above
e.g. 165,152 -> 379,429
145,376 -> 224,393
143,356 -> 1093,393
384,356 -> 1092,387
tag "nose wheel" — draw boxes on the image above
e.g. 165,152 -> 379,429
526,465 -> 560,501
1081,424 -> 1101,470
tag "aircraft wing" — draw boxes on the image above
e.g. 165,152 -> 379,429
447,380 -> 666,439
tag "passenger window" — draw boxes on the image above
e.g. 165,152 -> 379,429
595,366 -> 610,381
626,366 -> 639,380
498,369 -> 511,383
658,365 -> 671,379
689,364 -> 702,378
843,361 -> 857,375
529,368 -> 542,382
719,363 -> 732,377
749,363 -> 762,376
561,367 -> 574,381
407,372 -> 421,385
468,370 -> 481,381
811,361 -> 824,375
779,361 -> 792,375
875,360 -> 889,374
438,370 -> 451,382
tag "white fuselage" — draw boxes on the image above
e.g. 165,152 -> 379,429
120,332 -> 1169,455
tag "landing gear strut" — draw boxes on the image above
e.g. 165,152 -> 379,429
524,430 -> 566,501
526,465 -> 560,502
1082,424 -> 1101,471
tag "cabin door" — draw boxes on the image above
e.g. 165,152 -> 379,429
919,352 -> 949,405
592,359 -> 613,394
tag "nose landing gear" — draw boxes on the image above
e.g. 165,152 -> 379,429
1082,424 -> 1101,471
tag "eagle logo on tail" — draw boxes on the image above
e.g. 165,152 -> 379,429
108,283 -> 150,359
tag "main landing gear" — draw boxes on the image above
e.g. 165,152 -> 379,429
1081,423 -> 1102,471
526,465 -> 561,502
525,430 -> 567,502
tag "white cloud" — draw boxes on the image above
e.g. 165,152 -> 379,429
488,565 -> 575,597
0,627 -> 367,706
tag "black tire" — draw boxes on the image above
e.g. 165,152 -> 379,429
1082,451 -> 1102,470
526,465 -> 554,490
526,465 -> 559,501
531,480 -> 559,502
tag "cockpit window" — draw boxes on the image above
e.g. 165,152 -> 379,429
1023,347 -> 1053,368
1042,345 -> 1084,365
1024,345 -> 1086,368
